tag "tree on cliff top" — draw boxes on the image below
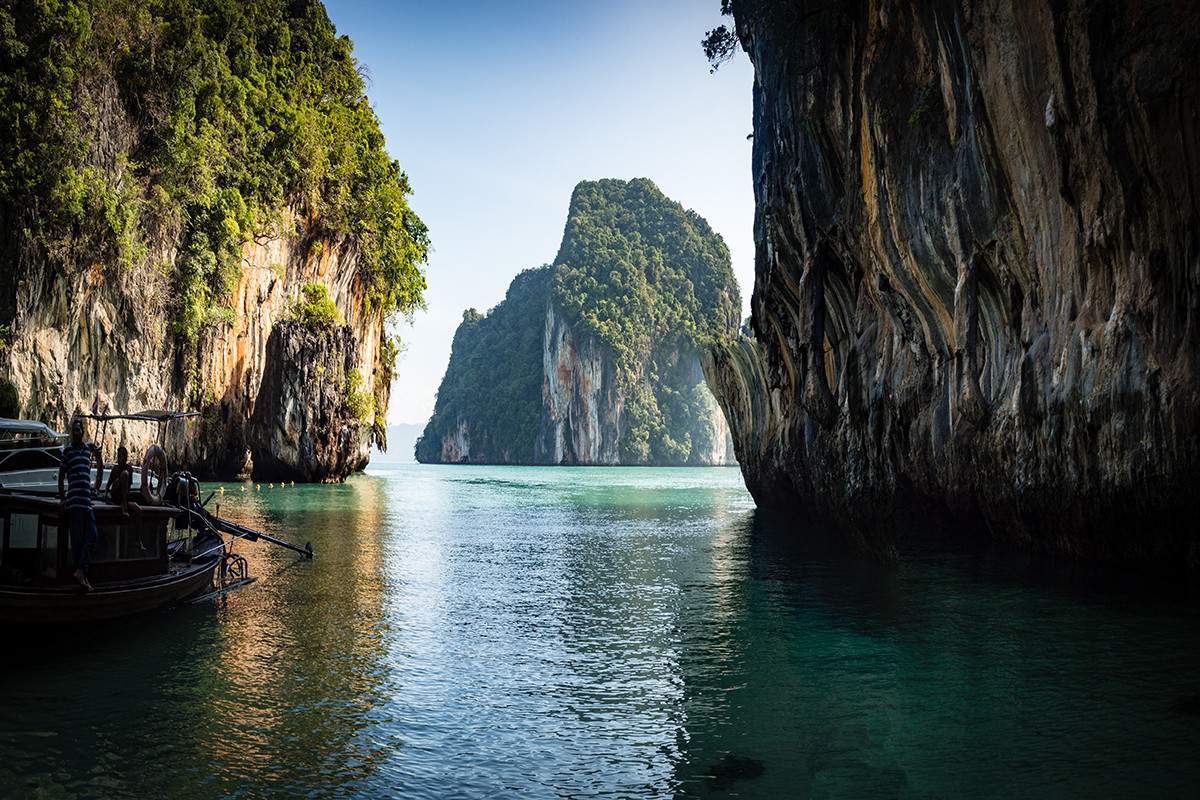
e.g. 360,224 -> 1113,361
702,0 -> 739,72
0,0 -> 428,343
551,178 -> 740,392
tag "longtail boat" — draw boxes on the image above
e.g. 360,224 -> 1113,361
0,413 -> 309,624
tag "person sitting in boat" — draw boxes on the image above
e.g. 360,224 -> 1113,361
57,417 -> 98,592
104,445 -> 144,550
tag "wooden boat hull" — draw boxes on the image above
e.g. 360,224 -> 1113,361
2,490 -> 225,624
0,557 -> 218,624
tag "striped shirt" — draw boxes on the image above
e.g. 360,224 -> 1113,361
59,444 -> 95,509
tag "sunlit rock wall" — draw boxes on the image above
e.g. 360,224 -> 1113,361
2,210 -> 386,481
712,0 -> 1200,563
536,302 -> 623,464
191,226 -> 385,479
535,302 -> 736,466
440,417 -> 472,463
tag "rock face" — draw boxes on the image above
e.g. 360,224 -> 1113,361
417,179 -> 740,466
247,321 -> 373,482
190,230 -> 388,481
710,0 -> 1200,564
535,300 -> 735,465
438,418 -> 472,463
536,303 -> 624,464
2,217 -> 388,481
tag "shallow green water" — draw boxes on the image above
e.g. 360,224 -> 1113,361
1,463 -> 1198,798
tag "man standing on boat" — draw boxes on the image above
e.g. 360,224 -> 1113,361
58,418 -> 98,592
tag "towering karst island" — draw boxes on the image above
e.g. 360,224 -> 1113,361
417,178 -> 740,465
704,0 -> 1200,565
0,0 -> 427,481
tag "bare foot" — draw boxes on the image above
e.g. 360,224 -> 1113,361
73,569 -> 93,592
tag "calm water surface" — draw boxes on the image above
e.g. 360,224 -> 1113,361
1,462 -> 1198,798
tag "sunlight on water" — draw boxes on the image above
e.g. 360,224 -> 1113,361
2,464 -> 1198,798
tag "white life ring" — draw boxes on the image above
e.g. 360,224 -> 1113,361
141,444 -> 168,506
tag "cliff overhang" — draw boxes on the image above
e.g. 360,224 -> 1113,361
710,0 -> 1200,567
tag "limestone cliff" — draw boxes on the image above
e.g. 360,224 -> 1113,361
248,319 -> 374,481
423,294 -> 735,466
535,300 -> 735,465
709,0 -> 1200,564
2,215 -> 390,481
417,179 -> 739,466
536,302 -> 623,464
0,0 -> 426,481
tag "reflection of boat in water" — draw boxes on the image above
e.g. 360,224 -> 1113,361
0,413 -> 309,625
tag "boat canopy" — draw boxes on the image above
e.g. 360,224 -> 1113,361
85,410 -> 201,423
0,418 -> 66,442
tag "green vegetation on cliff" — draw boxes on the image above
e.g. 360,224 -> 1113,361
415,267 -> 551,464
418,178 -> 739,465
0,0 -> 428,342
551,178 -> 739,461
288,282 -> 343,329
552,178 -> 739,380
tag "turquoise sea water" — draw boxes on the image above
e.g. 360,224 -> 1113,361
2,462 -> 1198,798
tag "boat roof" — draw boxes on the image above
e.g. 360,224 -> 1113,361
0,412 -> 200,447
86,410 -> 201,423
0,418 -> 65,439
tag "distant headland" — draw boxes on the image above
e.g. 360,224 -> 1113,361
416,178 -> 740,466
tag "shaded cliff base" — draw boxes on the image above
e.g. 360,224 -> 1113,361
739,430 -> 1200,575
748,504 -> 1200,606
708,328 -> 1200,572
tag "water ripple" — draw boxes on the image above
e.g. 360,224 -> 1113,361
2,466 -> 1198,798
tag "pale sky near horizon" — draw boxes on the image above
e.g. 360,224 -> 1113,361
321,1 -> 755,426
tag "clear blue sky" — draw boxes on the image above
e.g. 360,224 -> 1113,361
321,1 -> 754,426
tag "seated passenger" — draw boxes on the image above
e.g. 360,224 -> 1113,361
105,445 -> 144,550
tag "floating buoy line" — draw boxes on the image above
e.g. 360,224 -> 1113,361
226,481 -> 297,493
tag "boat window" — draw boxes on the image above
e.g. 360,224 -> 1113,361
38,520 -> 58,579
121,522 -> 161,559
8,513 -> 39,548
92,524 -> 119,563
0,448 -> 64,471
94,522 -> 161,562
1,513 -> 42,583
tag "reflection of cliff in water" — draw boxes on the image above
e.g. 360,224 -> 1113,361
669,511 -> 790,798
669,511 -> 926,798
0,476 -> 396,798
671,510 -> 1200,798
